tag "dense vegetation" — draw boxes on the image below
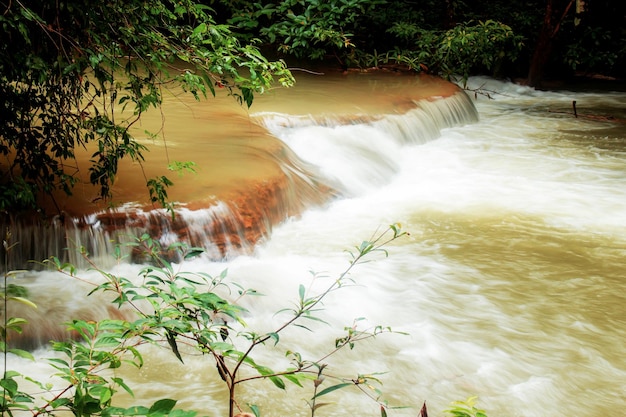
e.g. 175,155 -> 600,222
0,0 -> 294,214
208,0 -> 625,82
1,0 -> 624,215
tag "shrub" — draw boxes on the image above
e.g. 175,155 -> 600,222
2,225 -> 411,417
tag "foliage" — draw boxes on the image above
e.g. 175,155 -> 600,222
394,20 -> 524,83
560,0 -> 626,78
2,243 -> 196,417
211,0 -> 527,80
223,0 -> 384,65
219,0 -> 624,83
2,225 -> 411,417
445,396 -> 488,417
1,231 -> 36,414
0,0 -> 294,214
563,26 -> 622,73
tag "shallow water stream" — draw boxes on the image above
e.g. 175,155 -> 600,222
8,73 -> 626,417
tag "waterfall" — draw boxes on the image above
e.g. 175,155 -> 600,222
256,90 -> 478,195
1,90 -> 477,270
5,76 -> 626,417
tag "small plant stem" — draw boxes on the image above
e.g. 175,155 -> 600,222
226,227 -> 405,416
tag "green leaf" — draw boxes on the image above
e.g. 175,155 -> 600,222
183,248 -> 204,260
0,376 -> 18,393
5,317 -> 28,329
267,332 -> 279,345
112,377 -> 135,398
269,375 -> 285,390
149,399 -> 177,414
96,386 -> 113,405
168,410 -> 197,417
9,296 -> 37,309
255,365 -> 285,390
210,341 -> 234,352
284,373 -> 304,387
192,23 -> 207,37
8,348 -> 34,360
47,358 -> 70,368
241,87 -> 254,108
3,370 -> 21,379
50,398 -> 72,408
165,331 -> 184,364
298,284 -> 305,301
312,382 -> 352,399
105,405 -> 150,416
247,404 -> 260,417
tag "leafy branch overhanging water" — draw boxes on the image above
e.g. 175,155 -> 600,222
0,224 -> 494,417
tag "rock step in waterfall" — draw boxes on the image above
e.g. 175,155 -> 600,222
1,74 -> 477,271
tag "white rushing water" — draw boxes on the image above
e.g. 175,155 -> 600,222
8,77 -> 626,417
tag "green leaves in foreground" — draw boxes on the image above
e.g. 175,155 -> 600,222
312,382 -> 353,399
445,396 -> 488,417
2,226 -> 419,417
104,399 -> 196,417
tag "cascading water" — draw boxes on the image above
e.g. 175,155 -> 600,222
5,73 -> 626,417
255,90 -> 478,196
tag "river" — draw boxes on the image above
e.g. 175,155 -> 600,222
6,73 -> 626,417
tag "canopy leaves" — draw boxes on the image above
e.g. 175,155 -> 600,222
0,0 -> 293,213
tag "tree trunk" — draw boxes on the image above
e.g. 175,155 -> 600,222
527,0 -> 575,88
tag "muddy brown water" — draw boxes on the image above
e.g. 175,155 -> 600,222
6,74 -> 626,417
